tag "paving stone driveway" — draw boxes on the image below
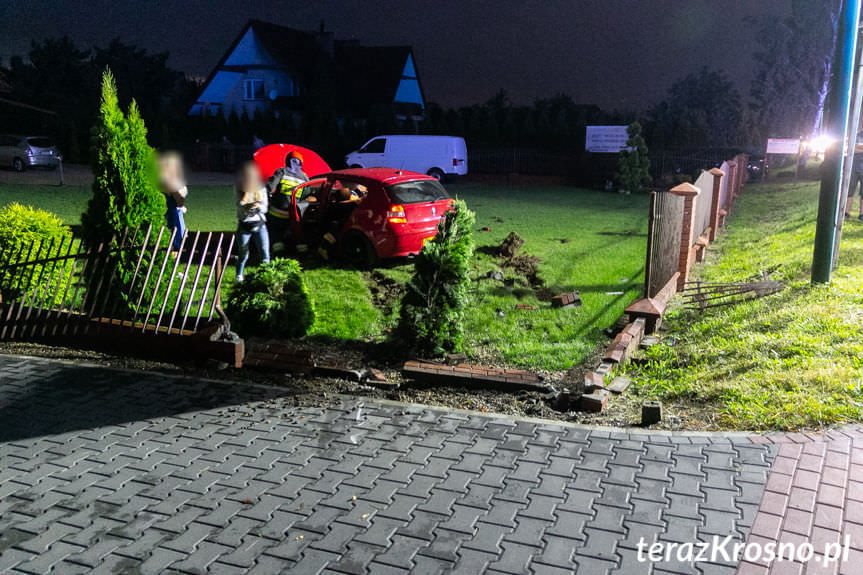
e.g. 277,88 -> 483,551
0,355 -> 776,574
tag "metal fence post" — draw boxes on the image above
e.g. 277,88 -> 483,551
644,191 -> 657,297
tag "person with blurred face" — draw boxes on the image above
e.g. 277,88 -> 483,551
159,151 -> 188,251
235,162 -> 270,282
266,151 -> 309,250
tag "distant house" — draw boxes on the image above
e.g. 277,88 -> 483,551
189,20 -> 425,123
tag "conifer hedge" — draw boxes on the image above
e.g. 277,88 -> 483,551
81,69 -> 167,311
398,199 -> 475,356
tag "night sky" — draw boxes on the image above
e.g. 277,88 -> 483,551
0,0 -> 790,110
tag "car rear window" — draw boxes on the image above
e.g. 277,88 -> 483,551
387,180 -> 450,204
27,138 -> 53,148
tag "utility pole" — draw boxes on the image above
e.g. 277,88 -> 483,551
812,0 -> 861,283
833,27 -> 863,270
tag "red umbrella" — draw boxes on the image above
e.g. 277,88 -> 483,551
252,144 -> 332,181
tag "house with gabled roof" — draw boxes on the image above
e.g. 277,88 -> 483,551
189,20 -> 425,123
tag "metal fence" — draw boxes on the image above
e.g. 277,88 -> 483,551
468,148 -> 572,175
647,149 -> 733,180
0,225 -> 236,348
187,144 -> 257,172
466,146 -> 740,182
644,189 -> 684,298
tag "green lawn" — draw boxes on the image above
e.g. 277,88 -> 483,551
626,180 -> 863,430
1,180 -> 648,369
453,184 -> 647,368
0,183 -> 237,231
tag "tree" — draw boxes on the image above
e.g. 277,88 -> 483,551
82,69 -> 167,312
5,37 -> 97,161
649,67 -> 744,148
82,68 -> 165,244
3,36 -> 195,160
749,0 -> 842,141
616,122 -> 651,193
398,200 -> 476,356
92,38 -> 184,148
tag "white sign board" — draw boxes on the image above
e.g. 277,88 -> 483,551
766,138 -> 800,155
586,125 -> 630,153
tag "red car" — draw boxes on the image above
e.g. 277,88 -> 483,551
278,168 -> 453,266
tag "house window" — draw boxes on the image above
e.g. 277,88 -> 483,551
244,79 -> 264,100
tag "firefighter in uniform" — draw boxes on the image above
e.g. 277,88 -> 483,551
266,151 -> 309,251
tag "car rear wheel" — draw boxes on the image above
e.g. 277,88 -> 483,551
427,168 -> 445,181
342,230 -> 378,269
12,158 -> 25,172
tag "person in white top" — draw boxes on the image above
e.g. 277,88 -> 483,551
235,162 -> 270,281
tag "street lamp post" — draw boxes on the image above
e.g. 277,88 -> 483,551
812,0 -> 862,284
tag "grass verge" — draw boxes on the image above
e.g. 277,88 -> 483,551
626,180 -> 863,430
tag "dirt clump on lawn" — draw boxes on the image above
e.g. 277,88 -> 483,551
495,232 -> 543,288
366,270 -> 404,310
497,231 -> 525,258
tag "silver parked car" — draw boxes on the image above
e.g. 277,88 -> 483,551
0,135 -> 61,171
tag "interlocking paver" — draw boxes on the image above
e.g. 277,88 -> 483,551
12,541 -> 86,574
418,527 -> 473,562
0,355 -> 783,574
502,515 -> 554,548
488,540 -> 540,573
138,546 -> 185,574
370,533 -> 428,570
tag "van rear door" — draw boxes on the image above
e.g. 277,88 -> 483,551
452,137 -> 468,175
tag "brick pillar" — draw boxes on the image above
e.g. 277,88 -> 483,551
670,182 -> 700,290
707,167 -> 725,242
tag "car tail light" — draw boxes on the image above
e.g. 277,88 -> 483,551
388,205 -> 406,224
25,148 -> 34,157
452,158 -> 458,167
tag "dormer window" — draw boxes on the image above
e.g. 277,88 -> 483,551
244,79 -> 264,100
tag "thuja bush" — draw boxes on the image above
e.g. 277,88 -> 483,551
398,199 -> 475,356
0,203 -> 74,302
83,68 -> 165,243
225,258 -> 315,338
616,121 -> 651,194
81,69 -> 166,311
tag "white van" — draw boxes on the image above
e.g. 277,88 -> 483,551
345,135 -> 468,180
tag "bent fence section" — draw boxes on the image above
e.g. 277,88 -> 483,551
0,225 -> 243,366
630,154 -> 748,330
644,190 -> 684,298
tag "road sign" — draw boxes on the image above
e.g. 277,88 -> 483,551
586,126 -> 630,153
766,138 -> 801,154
